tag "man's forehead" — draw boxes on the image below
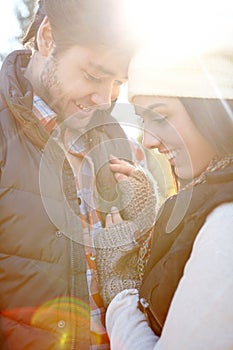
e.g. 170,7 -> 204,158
67,45 -> 130,78
87,47 -> 130,76
88,59 -> 128,77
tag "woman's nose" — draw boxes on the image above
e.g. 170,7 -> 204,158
142,130 -> 161,150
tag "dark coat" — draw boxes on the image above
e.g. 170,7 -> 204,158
139,164 -> 233,336
0,50 -> 132,349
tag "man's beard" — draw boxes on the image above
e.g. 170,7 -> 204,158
40,55 -> 64,115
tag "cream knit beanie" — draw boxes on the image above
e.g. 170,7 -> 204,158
128,48 -> 233,101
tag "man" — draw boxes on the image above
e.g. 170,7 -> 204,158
0,1 -> 157,349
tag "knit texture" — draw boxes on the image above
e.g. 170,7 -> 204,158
119,169 -> 158,233
94,169 -> 159,307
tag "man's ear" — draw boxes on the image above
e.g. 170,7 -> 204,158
37,16 -> 54,56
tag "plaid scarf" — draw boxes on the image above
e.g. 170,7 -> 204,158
33,96 -> 110,349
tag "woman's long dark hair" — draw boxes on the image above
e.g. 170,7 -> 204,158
180,97 -> 233,155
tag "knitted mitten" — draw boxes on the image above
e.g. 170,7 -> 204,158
118,169 -> 159,233
94,169 -> 159,307
94,221 -> 152,307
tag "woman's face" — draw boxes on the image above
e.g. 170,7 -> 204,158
134,96 -> 216,179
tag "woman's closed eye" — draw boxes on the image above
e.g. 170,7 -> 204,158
146,110 -> 168,123
135,113 -> 167,128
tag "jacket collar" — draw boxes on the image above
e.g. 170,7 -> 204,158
0,50 -> 33,110
0,50 -> 54,148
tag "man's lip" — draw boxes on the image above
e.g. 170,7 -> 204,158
73,100 -> 94,111
71,101 -> 96,115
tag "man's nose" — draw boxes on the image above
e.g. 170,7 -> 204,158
111,83 -> 121,102
91,84 -> 112,110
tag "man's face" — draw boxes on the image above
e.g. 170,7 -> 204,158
39,45 -> 129,131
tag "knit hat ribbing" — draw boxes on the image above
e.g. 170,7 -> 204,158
128,48 -> 233,101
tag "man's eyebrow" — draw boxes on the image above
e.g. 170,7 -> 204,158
88,61 -> 114,76
88,61 -> 127,79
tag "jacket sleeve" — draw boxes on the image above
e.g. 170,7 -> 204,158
106,289 -> 160,350
106,203 -> 233,350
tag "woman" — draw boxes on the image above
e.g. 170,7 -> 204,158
105,47 -> 233,349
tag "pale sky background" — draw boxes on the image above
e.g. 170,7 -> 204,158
0,0 -> 24,60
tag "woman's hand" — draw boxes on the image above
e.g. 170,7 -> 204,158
94,206 -> 142,307
109,154 -> 159,226
105,206 -> 123,227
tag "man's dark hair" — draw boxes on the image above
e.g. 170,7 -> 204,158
23,0 -> 137,54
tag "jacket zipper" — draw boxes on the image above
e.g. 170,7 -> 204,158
139,297 -> 163,330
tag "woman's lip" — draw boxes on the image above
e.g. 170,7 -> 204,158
168,157 -> 175,166
159,150 -> 177,158
160,150 -> 177,161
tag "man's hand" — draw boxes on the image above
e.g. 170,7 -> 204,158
109,154 -> 137,182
